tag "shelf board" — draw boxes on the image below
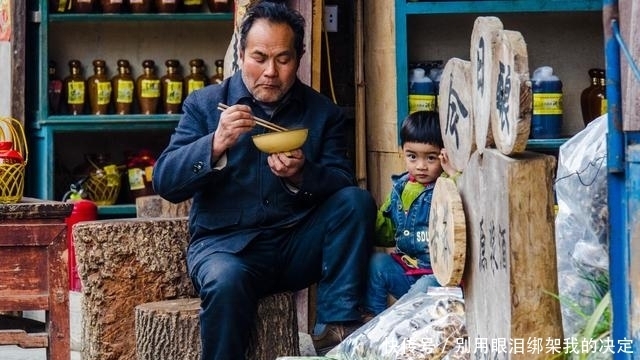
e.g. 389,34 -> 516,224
403,1 -> 602,14
97,204 -> 136,217
48,12 -> 233,22
31,114 -> 180,131
526,138 -> 569,151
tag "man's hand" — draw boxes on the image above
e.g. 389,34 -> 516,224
212,104 -> 255,159
267,149 -> 305,185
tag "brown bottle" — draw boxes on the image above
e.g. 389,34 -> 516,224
87,59 -> 112,115
211,59 -> 224,84
100,0 -> 122,13
128,0 -> 151,13
580,68 -> 599,126
206,0 -> 230,13
64,60 -> 86,115
183,58 -> 208,99
72,0 -> 94,13
112,59 -> 135,115
155,0 -> 178,13
50,0 -> 72,13
161,59 -> 183,114
48,61 -> 63,115
136,60 -> 161,115
586,69 -> 607,126
181,0 -> 202,12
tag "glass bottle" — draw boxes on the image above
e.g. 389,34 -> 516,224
580,68 -> 599,126
181,0 -> 202,12
64,59 -> 86,115
183,58 -> 208,99
211,59 -> 224,84
128,0 -> 151,13
155,0 -> 177,13
160,59 -> 183,114
99,0 -> 122,13
206,0 -> 230,13
87,59 -> 112,115
48,61 -> 63,115
111,59 -> 135,115
586,69 -> 607,126
136,60 -> 161,115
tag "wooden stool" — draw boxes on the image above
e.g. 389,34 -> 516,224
135,294 -> 299,360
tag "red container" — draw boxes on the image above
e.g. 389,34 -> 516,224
65,199 -> 97,291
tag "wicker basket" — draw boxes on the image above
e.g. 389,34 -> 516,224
84,164 -> 121,205
0,118 -> 28,204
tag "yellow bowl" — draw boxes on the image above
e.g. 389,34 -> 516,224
252,128 -> 308,154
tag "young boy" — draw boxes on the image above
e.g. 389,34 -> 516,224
362,110 -> 457,317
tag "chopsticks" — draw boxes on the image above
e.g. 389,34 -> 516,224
217,103 -> 288,132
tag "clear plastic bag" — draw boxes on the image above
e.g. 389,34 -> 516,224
554,114 -> 609,339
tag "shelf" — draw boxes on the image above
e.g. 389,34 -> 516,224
97,204 -> 136,218
30,114 -> 180,131
48,12 -> 233,22
526,138 -> 569,151
403,1 -> 602,14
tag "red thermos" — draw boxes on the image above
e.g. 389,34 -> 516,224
65,199 -> 97,291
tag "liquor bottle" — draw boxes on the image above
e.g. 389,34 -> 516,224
128,0 -> 151,13
136,60 -> 160,115
183,58 -> 208,99
87,59 -> 112,115
211,59 -> 224,84
586,69 -> 607,126
48,61 -> 63,115
160,59 -> 183,114
112,59 -> 135,115
207,0 -> 230,13
64,59 -> 86,115
99,0 -> 122,13
181,0 -> 202,12
72,0 -> 94,12
155,0 -> 177,13
580,68 -> 599,126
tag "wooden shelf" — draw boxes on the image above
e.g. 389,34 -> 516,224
48,12 -> 233,22
403,0 -> 601,14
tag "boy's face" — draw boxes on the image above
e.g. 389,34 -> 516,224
402,141 -> 444,185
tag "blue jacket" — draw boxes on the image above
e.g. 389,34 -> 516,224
152,71 -> 356,253
382,172 -> 434,268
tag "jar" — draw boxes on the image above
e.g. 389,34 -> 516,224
155,0 -> 178,13
183,58 -> 208,99
87,59 -> 112,115
181,0 -> 202,12
160,59 -> 183,114
99,0 -> 122,13
211,59 -> 225,84
126,149 -> 156,200
136,60 -> 161,115
75,153 -> 121,206
72,0 -> 94,12
207,0 -> 230,13
128,0 -> 151,13
64,59 -> 86,115
112,59 -> 135,115
48,61 -> 63,115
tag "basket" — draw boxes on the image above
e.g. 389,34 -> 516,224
84,164 -> 121,205
0,118 -> 28,204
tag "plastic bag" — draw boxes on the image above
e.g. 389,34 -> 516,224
554,114 -> 609,339
327,287 -> 467,360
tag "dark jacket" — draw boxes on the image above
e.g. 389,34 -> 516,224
153,71 -> 356,253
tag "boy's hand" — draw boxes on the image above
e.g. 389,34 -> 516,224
439,148 -> 458,177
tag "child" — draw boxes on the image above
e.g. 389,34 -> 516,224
362,110 -> 458,317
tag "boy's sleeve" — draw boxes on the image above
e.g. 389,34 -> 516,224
374,195 -> 396,247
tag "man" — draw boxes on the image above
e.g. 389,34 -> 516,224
152,2 -> 375,358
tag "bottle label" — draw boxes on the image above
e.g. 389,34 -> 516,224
128,168 -> 146,190
408,94 -> 436,113
117,80 -> 134,103
188,80 -> 205,94
97,81 -> 112,105
166,81 -> 183,104
533,93 -> 563,115
57,0 -> 68,12
600,99 -> 608,116
104,165 -> 120,187
145,166 -> 154,183
184,0 -> 201,4
141,79 -> 160,98
67,81 -> 85,104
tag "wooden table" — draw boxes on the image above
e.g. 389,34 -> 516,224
0,198 -> 74,360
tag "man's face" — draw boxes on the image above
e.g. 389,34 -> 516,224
240,19 -> 300,104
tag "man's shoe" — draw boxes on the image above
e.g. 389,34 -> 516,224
312,322 -> 360,355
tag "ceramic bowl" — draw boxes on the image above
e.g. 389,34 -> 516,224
252,128 -> 308,154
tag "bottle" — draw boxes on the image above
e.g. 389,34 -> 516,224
183,58 -> 208,99
136,60 -> 161,115
408,67 -> 436,113
586,69 -> 607,126
111,59 -> 135,115
160,59 -> 183,114
207,0 -> 230,13
48,61 -> 63,115
181,0 -> 202,12
531,66 -> 563,139
50,0 -> 72,13
87,59 -> 112,115
211,59 -> 225,84
155,0 -> 177,13
128,0 -> 151,13
72,0 -> 94,12
126,149 -> 156,200
580,68 -> 599,126
99,0 -> 122,13
64,59 -> 86,115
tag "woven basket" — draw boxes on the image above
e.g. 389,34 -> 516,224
0,118 -> 28,204
85,165 -> 121,205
